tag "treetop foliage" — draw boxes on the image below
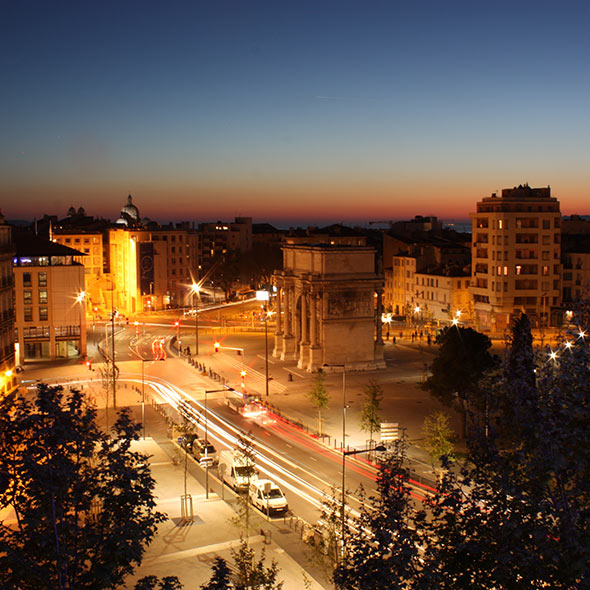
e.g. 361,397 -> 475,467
0,383 -> 165,590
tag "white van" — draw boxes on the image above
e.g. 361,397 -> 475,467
248,479 -> 288,515
218,450 -> 258,491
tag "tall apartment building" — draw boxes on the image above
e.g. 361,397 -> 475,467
470,185 -> 561,332
0,213 -> 17,396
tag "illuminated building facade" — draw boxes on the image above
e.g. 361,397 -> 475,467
13,235 -> 86,362
51,230 -> 106,312
273,243 -> 385,372
470,185 -> 561,332
0,213 -> 17,396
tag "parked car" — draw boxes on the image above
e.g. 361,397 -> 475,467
248,479 -> 288,515
192,438 -> 218,466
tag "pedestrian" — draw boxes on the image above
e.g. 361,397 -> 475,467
393,336 -> 396,344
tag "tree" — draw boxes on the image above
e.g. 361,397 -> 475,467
308,369 -> 329,436
211,250 -> 242,302
239,243 -> 283,287
229,433 -> 257,542
422,411 -> 455,465
360,379 -> 382,452
420,315 -> 590,588
498,313 -> 539,442
424,326 -> 496,406
332,438 -> 427,590
0,384 -> 165,590
231,539 -> 283,590
135,576 -> 183,590
200,556 -> 232,590
423,326 -> 497,435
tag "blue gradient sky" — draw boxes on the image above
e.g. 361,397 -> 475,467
2,0 -> 589,224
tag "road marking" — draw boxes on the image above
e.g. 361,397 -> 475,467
257,354 -> 276,364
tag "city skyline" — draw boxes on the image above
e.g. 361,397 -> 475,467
2,1 -> 590,223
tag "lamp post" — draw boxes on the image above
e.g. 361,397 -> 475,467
111,309 -> 118,409
256,290 -> 271,396
140,358 -> 150,440
191,282 -> 201,356
204,388 -> 229,499
323,363 -> 347,556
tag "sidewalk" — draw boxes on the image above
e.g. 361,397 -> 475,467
123,437 -> 328,590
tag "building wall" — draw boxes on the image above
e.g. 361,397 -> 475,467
562,251 -> 590,304
52,231 -> 104,312
0,220 -> 17,395
413,273 -> 471,324
14,264 -> 86,362
390,256 -> 416,316
470,185 -> 561,332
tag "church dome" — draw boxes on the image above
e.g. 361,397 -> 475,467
120,194 -> 139,221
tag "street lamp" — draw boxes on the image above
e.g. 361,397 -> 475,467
323,363 -> 347,555
256,290 -> 271,396
140,358 -> 151,440
111,309 -> 118,410
190,282 -> 201,356
204,388 -> 229,499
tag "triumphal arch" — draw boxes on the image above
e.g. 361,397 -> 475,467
272,243 -> 385,372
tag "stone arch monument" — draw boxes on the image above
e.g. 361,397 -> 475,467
272,243 -> 385,372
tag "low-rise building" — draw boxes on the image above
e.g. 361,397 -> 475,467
13,234 -> 86,362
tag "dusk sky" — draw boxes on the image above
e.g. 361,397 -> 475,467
2,0 -> 590,225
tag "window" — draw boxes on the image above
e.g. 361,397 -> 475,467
39,307 -> 48,321
542,235 -> 550,245
542,251 -> 549,261
23,272 -> 31,287
542,266 -> 549,276
503,266 -> 508,275
24,307 -> 33,321
39,290 -> 48,304
515,265 -> 522,275
498,220 -> 503,229
38,272 -> 47,286
24,290 -> 32,305
543,219 -> 550,229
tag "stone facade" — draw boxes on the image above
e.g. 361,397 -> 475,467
273,244 -> 385,372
